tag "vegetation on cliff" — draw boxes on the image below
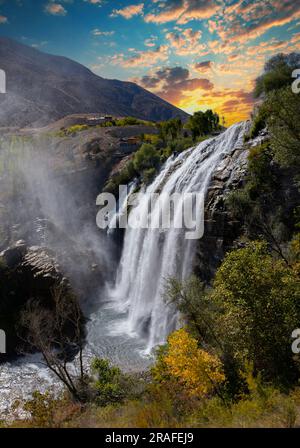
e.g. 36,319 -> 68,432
104,110 -> 220,193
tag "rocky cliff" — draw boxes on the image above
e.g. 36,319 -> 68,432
0,241 -> 73,357
195,126 -> 300,282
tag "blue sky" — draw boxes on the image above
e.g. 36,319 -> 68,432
0,0 -> 300,124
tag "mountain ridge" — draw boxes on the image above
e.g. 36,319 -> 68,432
0,37 -> 188,128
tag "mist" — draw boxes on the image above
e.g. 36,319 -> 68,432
0,131 -> 116,313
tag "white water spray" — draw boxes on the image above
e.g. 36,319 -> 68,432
108,122 -> 248,352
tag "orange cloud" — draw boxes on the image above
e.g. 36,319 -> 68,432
194,61 -> 213,73
45,3 -> 67,16
111,45 -> 169,68
145,0 -> 220,25
214,0 -> 300,43
165,28 -> 207,56
134,65 -> 214,105
111,3 -> 144,19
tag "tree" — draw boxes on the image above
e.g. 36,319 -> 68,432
152,328 -> 225,398
187,110 -> 219,141
264,86 -> 300,169
133,143 -> 160,173
254,52 -> 300,97
164,276 -> 220,347
158,118 -> 183,142
212,242 -> 300,384
19,284 -> 87,402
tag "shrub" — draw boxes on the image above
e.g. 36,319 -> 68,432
91,358 -> 131,407
133,143 -> 160,173
62,125 -> 89,136
143,167 -> 156,184
104,160 -> 136,195
152,328 -> 225,398
248,107 -> 268,139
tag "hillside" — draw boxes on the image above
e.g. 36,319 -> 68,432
0,37 -> 188,128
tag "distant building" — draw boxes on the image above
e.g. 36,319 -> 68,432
86,115 -> 114,126
119,137 -> 140,153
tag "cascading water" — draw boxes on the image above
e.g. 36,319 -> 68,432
109,121 -> 248,352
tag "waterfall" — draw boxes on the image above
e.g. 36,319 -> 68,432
107,181 -> 137,235
109,122 -> 248,352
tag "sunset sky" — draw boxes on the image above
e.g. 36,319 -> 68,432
0,0 -> 300,124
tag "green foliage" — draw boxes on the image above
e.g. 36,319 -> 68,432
104,160 -> 136,195
91,358 -> 131,407
160,137 -> 194,163
165,240 -> 300,391
164,276 -> 218,345
248,106 -> 268,139
187,110 -> 220,141
212,241 -> 300,385
115,117 -> 154,127
59,124 -> 89,136
133,143 -> 160,174
190,372 -> 299,428
226,141 -> 293,253
264,86 -> 300,169
143,167 -> 157,184
254,53 -> 300,97
158,118 -> 183,142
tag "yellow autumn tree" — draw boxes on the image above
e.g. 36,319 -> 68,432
154,328 -> 225,398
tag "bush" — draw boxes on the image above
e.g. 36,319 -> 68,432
143,167 -> 156,184
133,143 -> 160,174
248,107 -> 268,139
104,160 -> 136,195
116,117 -> 154,127
91,358 -> 131,407
21,391 -> 80,428
61,125 -> 89,136
158,118 -> 183,142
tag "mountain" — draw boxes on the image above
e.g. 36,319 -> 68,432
0,37 -> 188,128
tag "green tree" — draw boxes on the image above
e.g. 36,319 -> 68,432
133,143 -> 160,173
212,242 -> 300,385
187,110 -> 219,141
158,118 -> 183,142
264,86 -> 300,169
254,53 -> 300,97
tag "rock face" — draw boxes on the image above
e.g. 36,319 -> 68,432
195,134 -> 249,282
195,127 -> 300,283
0,37 -> 188,128
0,242 -> 73,357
